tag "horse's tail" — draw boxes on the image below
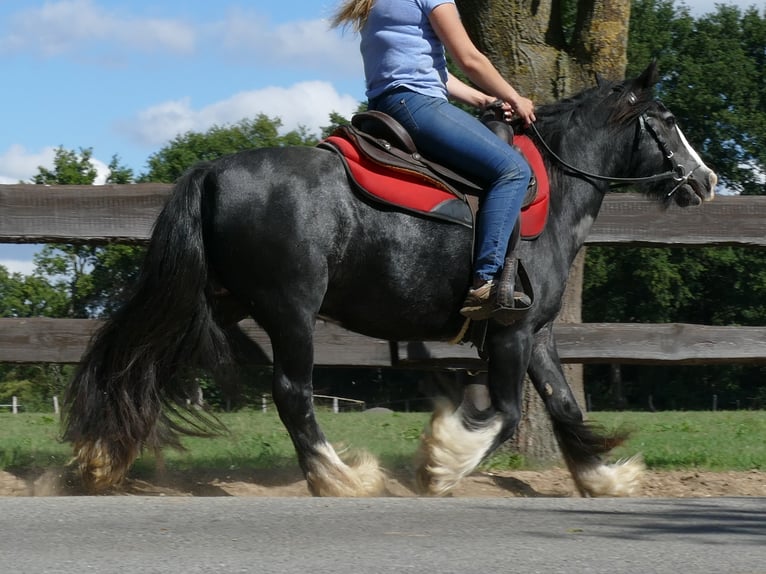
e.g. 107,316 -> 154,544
62,164 -> 231,491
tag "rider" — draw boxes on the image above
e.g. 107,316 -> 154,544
332,0 -> 536,320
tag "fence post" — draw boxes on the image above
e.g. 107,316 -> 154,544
262,394 -> 268,413
53,395 -> 60,414
333,396 -> 339,414
12,396 -> 18,414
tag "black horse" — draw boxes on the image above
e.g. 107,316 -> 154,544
63,63 -> 716,496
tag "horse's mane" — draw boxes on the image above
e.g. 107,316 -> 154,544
533,74 -> 656,138
524,70 -> 660,196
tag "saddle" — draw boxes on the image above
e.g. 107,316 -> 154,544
319,108 -> 551,328
319,110 -> 549,237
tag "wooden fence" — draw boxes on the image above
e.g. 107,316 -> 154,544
1,184 -> 765,369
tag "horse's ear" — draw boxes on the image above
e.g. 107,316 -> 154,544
595,73 -> 606,88
636,61 -> 660,89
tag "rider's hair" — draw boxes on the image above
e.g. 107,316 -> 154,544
331,0 -> 376,31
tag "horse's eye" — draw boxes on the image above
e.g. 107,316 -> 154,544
665,115 -> 677,128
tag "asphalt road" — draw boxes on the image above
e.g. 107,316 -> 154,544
1,497 -> 764,574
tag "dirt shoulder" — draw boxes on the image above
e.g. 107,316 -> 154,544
2,467 -> 765,498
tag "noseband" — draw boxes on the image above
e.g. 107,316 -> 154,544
635,113 -> 695,197
528,108 -> 697,194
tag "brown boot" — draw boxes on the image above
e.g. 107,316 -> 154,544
459,281 -> 497,320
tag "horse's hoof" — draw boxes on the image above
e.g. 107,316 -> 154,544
306,444 -> 386,497
414,402 -> 502,496
575,454 -> 645,497
73,439 -> 135,493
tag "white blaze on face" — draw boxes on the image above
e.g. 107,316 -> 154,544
677,125 -> 716,176
674,126 -> 705,171
675,125 -> 717,200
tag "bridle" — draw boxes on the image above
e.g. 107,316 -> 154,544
527,106 -> 697,196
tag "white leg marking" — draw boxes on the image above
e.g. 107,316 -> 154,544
305,442 -> 386,497
415,401 -> 503,496
574,454 -> 645,497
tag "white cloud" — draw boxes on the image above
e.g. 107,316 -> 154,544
0,0 -> 195,58
213,11 -> 361,76
0,145 -> 111,185
0,145 -> 56,183
0,259 -> 36,277
122,81 -> 361,147
0,3 -> 360,78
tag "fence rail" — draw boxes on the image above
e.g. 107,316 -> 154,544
2,185 -> 765,247
0,317 -> 765,367
1,185 -> 765,368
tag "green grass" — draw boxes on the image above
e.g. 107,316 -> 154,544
140,409 -> 432,474
1,409 -> 764,474
589,411 -> 766,471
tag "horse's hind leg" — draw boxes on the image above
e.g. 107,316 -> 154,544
527,324 -> 644,496
266,311 -> 386,497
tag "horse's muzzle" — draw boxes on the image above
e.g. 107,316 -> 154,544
674,168 -> 717,207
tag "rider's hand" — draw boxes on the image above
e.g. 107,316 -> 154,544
509,95 -> 536,126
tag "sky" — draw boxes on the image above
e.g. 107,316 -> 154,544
0,0 -> 762,275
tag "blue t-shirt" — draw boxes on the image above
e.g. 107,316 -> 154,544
361,0 -> 454,101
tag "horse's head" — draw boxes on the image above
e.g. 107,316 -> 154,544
611,62 -> 717,207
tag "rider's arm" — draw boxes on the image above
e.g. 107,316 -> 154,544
430,3 -> 536,126
445,72 -> 495,109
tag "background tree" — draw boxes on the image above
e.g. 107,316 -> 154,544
31,148 -> 139,318
33,146 -> 97,186
139,115 -> 323,183
584,2 -> 766,411
0,148 -> 136,408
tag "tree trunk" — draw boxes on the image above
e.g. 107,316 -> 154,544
508,250 -> 587,463
456,0 -> 631,463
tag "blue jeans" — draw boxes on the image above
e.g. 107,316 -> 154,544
369,88 -> 531,283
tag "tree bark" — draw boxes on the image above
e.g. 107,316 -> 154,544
455,0 -> 631,463
456,0 -> 631,97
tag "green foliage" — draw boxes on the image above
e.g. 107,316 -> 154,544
320,109 -> 358,139
0,267 -> 69,317
85,244 -> 146,316
582,2 -> 766,410
19,151 -> 143,318
627,1 -> 765,194
0,364 -> 72,412
33,147 -> 97,185
106,154 -> 134,184
480,451 -> 526,472
139,115 -> 325,183
0,380 -> 39,410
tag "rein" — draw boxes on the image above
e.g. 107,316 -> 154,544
527,114 -> 695,195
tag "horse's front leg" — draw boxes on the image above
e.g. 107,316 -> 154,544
527,323 -> 644,496
268,314 -> 386,497
414,329 -> 529,496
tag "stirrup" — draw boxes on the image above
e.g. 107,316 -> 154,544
492,260 -> 534,326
